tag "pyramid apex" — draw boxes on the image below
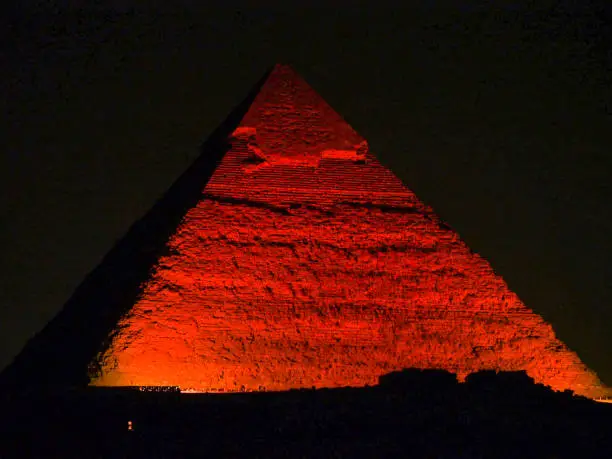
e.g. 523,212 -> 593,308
272,62 -> 294,70
263,63 -> 301,81
236,63 -> 364,166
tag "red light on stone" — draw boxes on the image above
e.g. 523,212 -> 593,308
89,64 -> 608,400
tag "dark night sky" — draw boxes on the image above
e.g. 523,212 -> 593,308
1,4 -> 611,384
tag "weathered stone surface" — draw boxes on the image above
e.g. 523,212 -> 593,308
91,64 -> 607,398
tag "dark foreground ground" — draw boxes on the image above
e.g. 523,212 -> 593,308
1,370 -> 610,459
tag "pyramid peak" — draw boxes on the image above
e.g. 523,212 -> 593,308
266,63 -> 306,81
269,63 -> 298,73
234,63 -> 365,167
271,62 -> 294,70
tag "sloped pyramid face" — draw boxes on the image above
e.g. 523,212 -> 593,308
90,64 -> 606,398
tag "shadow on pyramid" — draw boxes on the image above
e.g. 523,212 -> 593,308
2,64 -> 608,400
0,66 -> 274,391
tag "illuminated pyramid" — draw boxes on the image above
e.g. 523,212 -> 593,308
86,65 -> 607,398
4,64 -> 606,399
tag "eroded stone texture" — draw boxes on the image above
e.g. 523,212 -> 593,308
91,64 -> 608,398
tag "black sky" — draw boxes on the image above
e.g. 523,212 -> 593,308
1,4 -> 611,384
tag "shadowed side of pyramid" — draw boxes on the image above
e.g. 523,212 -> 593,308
0,67 -> 275,391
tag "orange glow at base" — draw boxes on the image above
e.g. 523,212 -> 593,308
89,65 -> 609,400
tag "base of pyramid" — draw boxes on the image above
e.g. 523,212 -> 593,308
89,365 -> 610,401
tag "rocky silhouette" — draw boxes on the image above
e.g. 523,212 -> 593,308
1,369 -> 611,458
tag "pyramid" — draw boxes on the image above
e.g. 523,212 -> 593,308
81,64 -> 609,398
5,65 -> 606,399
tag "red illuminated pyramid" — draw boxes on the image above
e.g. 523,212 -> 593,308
89,64 -> 607,398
